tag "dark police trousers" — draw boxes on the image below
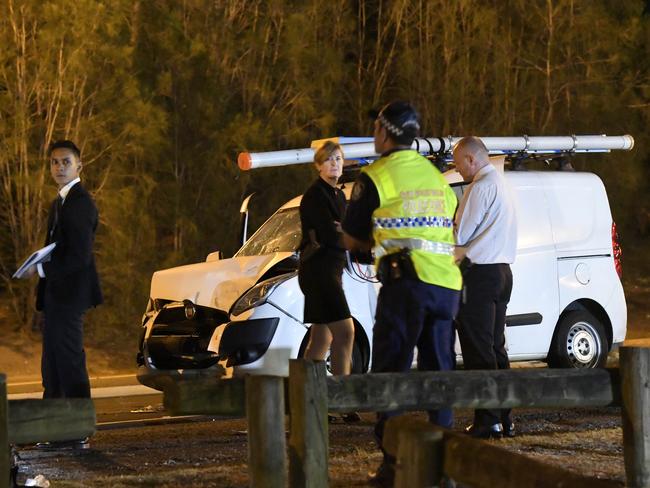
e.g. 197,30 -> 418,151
456,263 -> 513,428
371,278 -> 460,459
41,294 -> 91,399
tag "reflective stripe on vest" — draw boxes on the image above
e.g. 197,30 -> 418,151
373,216 -> 454,229
362,150 -> 462,290
374,238 -> 455,258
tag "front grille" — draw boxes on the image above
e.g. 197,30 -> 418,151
146,304 -> 228,369
155,304 -> 228,325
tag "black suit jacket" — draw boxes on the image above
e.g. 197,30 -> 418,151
36,183 -> 103,312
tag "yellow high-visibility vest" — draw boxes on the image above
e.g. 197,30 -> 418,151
363,150 -> 462,290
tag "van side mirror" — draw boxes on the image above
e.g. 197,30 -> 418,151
206,250 -> 223,262
239,192 -> 255,247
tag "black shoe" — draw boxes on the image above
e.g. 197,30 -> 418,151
328,412 -> 361,424
36,438 -> 90,450
341,412 -> 361,423
502,422 -> 516,438
464,423 -> 503,439
440,475 -> 457,488
70,437 -> 90,450
368,461 -> 395,486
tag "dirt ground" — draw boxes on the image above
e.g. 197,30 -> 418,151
15,407 -> 625,487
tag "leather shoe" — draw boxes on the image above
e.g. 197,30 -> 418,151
36,437 -> 90,450
367,461 -> 395,486
71,437 -> 90,449
328,412 -> 362,424
502,422 -> 516,438
464,423 -> 503,439
341,412 -> 361,423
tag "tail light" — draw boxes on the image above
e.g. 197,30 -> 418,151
611,221 -> 623,279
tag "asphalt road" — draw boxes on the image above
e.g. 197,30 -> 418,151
8,374 -> 172,426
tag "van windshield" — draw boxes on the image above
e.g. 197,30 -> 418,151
236,208 -> 302,257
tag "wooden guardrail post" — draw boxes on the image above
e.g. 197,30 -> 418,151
163,377 -> 246,416
0,375 -> 9,488
384,416 -> 444,488
245,375 -> 287,488
443,430 -> 618,488
7,399 -> 95,444
382,409 -> 620,488
620,346 -> 650,488
288,359 -> 328,488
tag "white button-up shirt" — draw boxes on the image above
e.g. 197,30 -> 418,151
58,177 -> 80,203
37,178 -> 81,278
454,164 -> 517,265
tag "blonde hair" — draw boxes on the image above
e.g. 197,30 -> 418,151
314,141 -> 344,165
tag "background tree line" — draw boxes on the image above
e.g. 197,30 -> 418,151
0,0 -> 648,351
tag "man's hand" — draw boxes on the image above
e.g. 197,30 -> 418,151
454,246 -> 467,265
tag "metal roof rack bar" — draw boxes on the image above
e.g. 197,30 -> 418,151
237,134 -> 634,171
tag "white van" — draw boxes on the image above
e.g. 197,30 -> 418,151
136,136 -> 629,390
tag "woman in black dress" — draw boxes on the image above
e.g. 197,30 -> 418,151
298,141 -> 355,380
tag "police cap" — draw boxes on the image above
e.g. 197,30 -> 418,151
373,101 -> 421,146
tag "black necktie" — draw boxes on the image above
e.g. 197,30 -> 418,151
49,196 -> 63,242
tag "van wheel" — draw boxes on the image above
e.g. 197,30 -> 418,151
298,329 -> 364,374
548,311 -> 608,368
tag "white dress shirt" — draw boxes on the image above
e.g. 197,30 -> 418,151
37,178 -> 81,278
454,165 -> 517,264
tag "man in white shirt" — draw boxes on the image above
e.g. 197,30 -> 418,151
453,136 -> 517,439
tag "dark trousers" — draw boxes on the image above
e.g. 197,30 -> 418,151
456,263 -> 513,427
41,295 -> 91,399
371,278 -> 460,460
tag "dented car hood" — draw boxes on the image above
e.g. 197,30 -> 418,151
150,252 -> 294,311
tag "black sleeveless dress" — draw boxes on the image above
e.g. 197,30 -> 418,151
298,177 -> 351,324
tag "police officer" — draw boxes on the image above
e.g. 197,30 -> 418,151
343,101 -> 462,485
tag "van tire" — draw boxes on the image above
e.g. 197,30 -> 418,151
548,311 -> 608,368
298,329 -> 364,374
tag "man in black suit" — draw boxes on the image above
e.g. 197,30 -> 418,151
23,140 -> 102,405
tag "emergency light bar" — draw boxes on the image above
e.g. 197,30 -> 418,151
237,134 -> 634,171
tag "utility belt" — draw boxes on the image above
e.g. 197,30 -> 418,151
374,238 -> 454,284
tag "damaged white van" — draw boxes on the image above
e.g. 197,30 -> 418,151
136,134 -> 632,390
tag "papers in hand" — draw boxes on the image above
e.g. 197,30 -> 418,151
13,243 -> 56,279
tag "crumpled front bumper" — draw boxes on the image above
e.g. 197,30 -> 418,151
136,361 -> 227,391
217,317 -> 280,367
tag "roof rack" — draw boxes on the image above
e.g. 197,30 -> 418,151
237,134 -> 634,171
